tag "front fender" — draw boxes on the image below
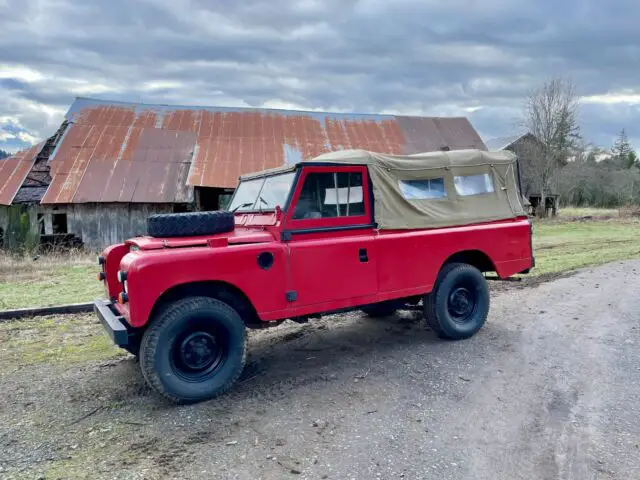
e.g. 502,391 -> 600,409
123,243 -> 288,327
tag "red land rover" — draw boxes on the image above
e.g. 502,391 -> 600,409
94,148 -> 534,404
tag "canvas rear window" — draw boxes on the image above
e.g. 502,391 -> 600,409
398,178 -> 446,200
454,173 -> 494,196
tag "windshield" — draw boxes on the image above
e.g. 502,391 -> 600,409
228,172 -> 296,212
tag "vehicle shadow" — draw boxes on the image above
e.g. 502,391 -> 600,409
81,309 -> 441,407
102,307 -> 516,410
238,310 -> 439,390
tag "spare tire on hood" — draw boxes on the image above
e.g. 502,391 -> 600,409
147,211 -> 235,238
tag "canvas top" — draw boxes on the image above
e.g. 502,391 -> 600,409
240,149 -> 527,229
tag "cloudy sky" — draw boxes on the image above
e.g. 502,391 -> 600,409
1,0 -> 639,153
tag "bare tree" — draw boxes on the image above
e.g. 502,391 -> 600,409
523,77 -> 581,216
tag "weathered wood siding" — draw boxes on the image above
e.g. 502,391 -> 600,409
63,204 -> 174,251
2,203 -> 180,251
0,206 -> 8,237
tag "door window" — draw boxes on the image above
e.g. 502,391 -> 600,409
293,172 -> 365,220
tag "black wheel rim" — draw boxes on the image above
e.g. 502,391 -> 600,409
447,283 -> 478,324
171,327 -> 226,382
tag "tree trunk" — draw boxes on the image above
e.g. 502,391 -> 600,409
536,188 -> 548,218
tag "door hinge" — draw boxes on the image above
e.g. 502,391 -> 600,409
286,291 -> 298,302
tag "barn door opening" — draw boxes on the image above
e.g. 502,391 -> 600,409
196,187 -> 234,212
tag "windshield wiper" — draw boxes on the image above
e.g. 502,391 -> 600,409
230,202 -> 254,213
257,196 -> 267,214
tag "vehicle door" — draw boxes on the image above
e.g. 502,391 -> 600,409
282,166 -> 378,310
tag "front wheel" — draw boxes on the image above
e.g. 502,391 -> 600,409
424,263 -> 489,340
139,297 -> 247,404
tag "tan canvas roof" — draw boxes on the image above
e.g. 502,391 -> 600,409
241,149 -> 527,229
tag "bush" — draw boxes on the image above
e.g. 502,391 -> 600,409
558,163 -> 640,208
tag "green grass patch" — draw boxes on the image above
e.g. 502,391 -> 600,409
0,314 -> 126,369
531,218 -> 640,276
0,253 -> 104,310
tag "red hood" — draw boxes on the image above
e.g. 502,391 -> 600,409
126,227 -> 276,251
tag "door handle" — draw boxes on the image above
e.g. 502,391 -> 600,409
359,248 -> 368,263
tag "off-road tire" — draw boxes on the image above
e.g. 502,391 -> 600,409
147,211 -> 234,238
361,301 -> 398,318
139,296 -> 247,404
424,262 -> 489,340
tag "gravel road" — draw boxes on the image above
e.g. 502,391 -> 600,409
1,260 -> 639,479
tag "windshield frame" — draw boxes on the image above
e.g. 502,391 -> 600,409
227,168 -> 300,213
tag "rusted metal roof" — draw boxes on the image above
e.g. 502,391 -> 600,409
0,143 -> 43,205
42,105 -> 194,204
41,97 -> 486,203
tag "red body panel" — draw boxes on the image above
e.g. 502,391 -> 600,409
374,219 -> 532,299
100,243 -> 130,300
99,166 -> 534,329
118,241 -> 288,327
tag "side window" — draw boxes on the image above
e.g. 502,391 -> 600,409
398,178 -> 446,200
454,173 -> 494,196
292,172 -> 365,219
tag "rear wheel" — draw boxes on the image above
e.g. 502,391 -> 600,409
424,263 -> 489,340
140,296 -> 247,404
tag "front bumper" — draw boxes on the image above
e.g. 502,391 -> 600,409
93,299 -> 130,346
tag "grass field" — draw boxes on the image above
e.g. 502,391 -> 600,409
531,218 -> 640,276
0,313 -> 127,369
557,207 -> 620,218
1,214 -> 639,310
0,252 -> 103,310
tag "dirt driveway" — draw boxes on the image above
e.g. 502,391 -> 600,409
1,260 -> 639,480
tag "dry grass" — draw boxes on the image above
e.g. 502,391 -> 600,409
558,207 -> 620,218
0,250 -> 104,310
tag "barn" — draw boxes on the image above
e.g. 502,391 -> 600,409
0,97 -> 487,251
486,133 -> 556,216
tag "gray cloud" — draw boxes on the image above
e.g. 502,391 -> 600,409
1,0 -> 639,152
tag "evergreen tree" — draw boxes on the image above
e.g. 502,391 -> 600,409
612,129 -> 633,167
0,149 -> 10,160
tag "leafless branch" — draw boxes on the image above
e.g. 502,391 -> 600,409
522,77 -> 581,216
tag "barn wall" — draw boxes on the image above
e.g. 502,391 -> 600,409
0,206 -> 8,237
507,136 -> 547,198
71,204 -> 174,251
38,203 -> 174,252
0,204 -> 39,251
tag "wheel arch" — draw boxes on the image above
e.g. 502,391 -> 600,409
149,280 -> 261,328
440,250 -> 496,275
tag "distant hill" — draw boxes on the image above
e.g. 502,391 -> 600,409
0,149 -> 10,160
